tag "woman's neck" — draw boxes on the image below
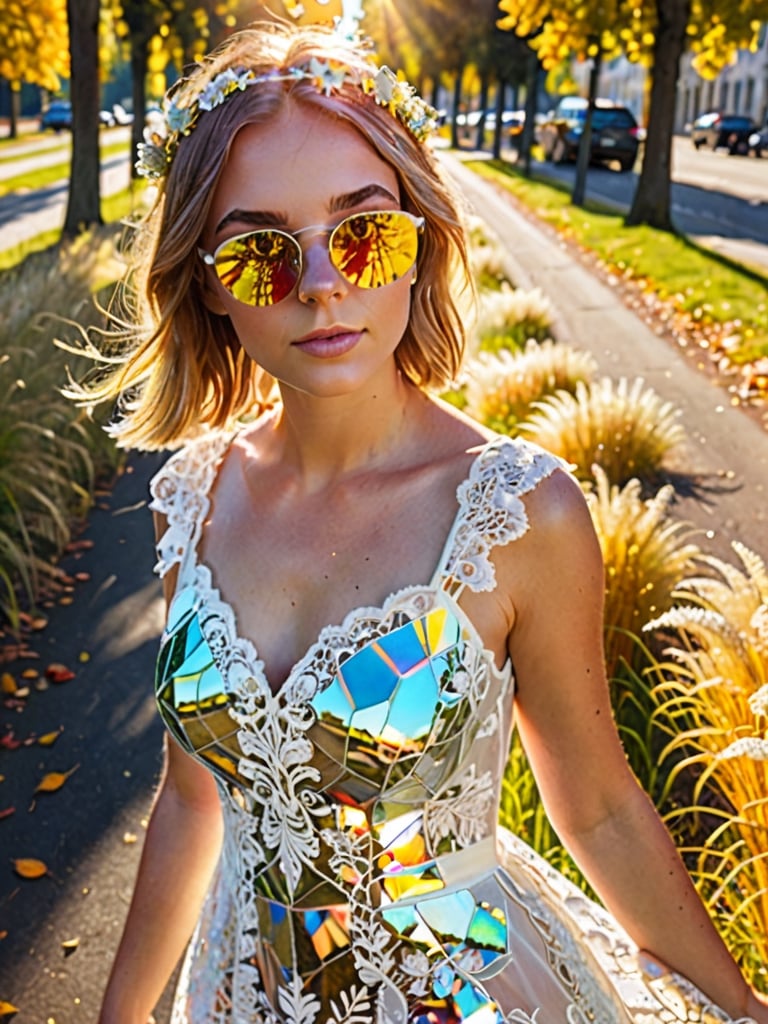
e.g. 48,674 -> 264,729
268,367 -> 430,488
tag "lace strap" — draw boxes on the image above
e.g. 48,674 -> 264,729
440,437 -> 566,594
148,431 -> 235,579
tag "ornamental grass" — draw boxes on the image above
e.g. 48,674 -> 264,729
520,376 -> 686,487
0,229 -> 125,625
474,283 -> 555,355
642,543 -> 768,987
463,340 -> 597,435
585,466 -> 706,680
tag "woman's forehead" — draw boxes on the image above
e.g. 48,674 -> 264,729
208,104 -> 400,226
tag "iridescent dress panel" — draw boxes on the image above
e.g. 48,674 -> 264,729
150,433 -> 736,1024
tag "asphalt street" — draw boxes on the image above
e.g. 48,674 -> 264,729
0,153 -> 767,1023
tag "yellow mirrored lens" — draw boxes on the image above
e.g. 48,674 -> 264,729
214,230 -> 301,306
330,212 -> 419,289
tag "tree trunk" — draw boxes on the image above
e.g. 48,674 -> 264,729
625,0 -> 690,229
451,68 -> 464,150
9,83 -> 20,139
572,51 -> 602,208
473,72 -> 490,150
492,78 -> 507,160
63,0 -> 102,237
519,48 -> 538,178
129,38 -> 149,178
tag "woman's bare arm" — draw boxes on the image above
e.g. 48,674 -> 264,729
508,470 -> 766,1022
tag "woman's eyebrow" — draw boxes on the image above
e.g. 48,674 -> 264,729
329,184 -> 399,212
214,184 -> 399,234
215,209 -> 286,234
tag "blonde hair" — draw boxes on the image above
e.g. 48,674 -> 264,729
85,22 -> 474,451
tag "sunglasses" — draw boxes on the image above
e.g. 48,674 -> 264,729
198,209 -> 424,307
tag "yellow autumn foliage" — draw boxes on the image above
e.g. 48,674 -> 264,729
0,0 -> 69,90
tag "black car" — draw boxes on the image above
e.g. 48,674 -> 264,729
691,112 -> 755,154
538,98 -> 640,172
39,100 -> 72,131
748,123 -> 768,157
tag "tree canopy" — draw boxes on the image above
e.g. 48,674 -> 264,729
0,0 -> 69,92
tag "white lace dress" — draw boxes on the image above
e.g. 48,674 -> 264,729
149,431 -> 740,1024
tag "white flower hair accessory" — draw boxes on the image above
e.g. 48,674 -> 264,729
136,58 -> 438,180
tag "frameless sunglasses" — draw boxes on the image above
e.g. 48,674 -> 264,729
198,209 -> 425,307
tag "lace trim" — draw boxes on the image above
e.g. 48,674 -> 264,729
149,430 -> 235,579
440,437 -> 565,594
149,431 -> 565,596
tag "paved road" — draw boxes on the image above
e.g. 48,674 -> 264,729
517,136 -> 768,274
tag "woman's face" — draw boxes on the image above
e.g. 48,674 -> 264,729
200,102 -> 415,401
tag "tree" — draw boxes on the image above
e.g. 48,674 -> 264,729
497,0 -> 626,206
116,0 -> 248,177
0,0 -> 69,137
627,0 -> 768,228
63,0 -> 102,235
497,0 -> 768,230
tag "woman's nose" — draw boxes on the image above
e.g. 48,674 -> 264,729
297,236 -> 347,304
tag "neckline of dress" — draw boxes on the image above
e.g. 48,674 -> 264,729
176,432 -> 511,698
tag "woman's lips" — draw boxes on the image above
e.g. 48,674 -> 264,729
292,330 -> 362,357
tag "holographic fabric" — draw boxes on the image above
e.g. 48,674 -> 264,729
150,432 -> 738,1024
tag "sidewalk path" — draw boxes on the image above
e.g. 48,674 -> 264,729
1,153 -> 766,1023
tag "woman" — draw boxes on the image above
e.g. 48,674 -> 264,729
94,20 -> 767,1024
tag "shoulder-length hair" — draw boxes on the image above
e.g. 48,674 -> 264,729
85,22 -> 474,450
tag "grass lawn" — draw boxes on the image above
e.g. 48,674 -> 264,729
465,158 -> 768,367
0,138 -> 130,198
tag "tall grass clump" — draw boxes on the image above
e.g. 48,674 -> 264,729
585,466 -> 706,679
466,214 -> 509,291
0,229 -> 126,623
645,543 -> 768,988
474,284 -> 555,355
464,340 -> 597,435
520,376 -> 686,487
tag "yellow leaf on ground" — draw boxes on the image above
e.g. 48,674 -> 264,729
0,674 -> 16,695
12,858 -> 48,879
37,730 -> 63,747
0,1001 -> 19,1016
61,937 -> 79,955
35,765 -> 79,793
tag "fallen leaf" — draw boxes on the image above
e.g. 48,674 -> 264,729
74,572 -> 90,582
44,664 -> 75,684
0,674 -> 16,695
61,937 -> 79,956
78,651 -> 90,663
122,832 -> 137,844
35,765 -> 79,794
0,733 -> 21,751
0,808 -> 15,821
0,1001 -> 19,1016
30,617 -> 48,631
38,729 -> 63,747
58,596 -> 74,606
12,858 -> 48,879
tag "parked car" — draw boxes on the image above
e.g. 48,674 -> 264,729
538,97 -> 640,172
691,112 -> 755,154
455,108 -> 525,136
39,100 -> 72,132
748,122 -> 768,157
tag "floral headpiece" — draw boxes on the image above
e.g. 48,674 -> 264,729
137,58 -> 439,180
